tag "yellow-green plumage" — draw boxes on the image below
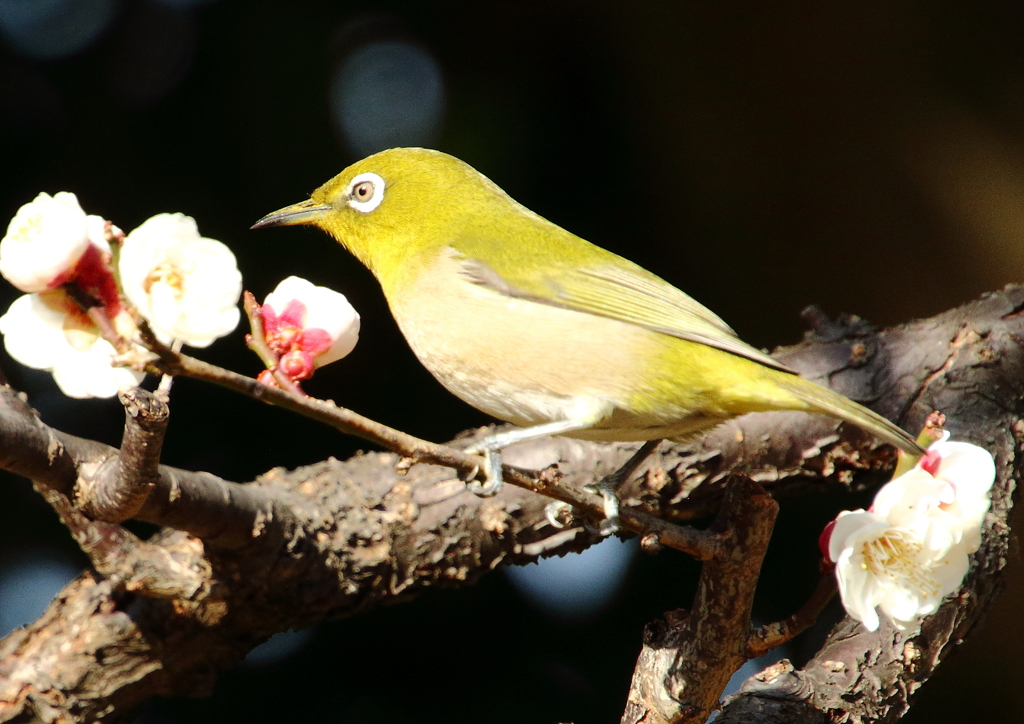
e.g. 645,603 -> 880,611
255,147 -> 920,458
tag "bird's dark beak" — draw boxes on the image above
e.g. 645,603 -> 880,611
251,199 -> 332,229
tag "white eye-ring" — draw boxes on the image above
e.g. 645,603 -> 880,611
347,172 -> 385,213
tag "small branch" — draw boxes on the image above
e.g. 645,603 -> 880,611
75,387 -> 169,522
0,383 -> 290,550
143,321 -> 476,466
668,479 -> 779,720
143,334 -> 723,558
62,281 -> 129,354
747,573 -> 838,657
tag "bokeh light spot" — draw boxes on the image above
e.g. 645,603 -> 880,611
0,553 -> 80,635
504,536 -> 638,621
152,0 -> 218,7
0,0 -> 117,60
244,627 -> 316,666
330,40 -> 445,157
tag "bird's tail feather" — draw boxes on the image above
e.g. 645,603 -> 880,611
778,375 -> 922,455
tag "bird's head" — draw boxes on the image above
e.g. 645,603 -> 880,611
253,147 -> 512,284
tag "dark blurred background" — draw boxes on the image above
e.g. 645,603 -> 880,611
1,1 -> 1023,721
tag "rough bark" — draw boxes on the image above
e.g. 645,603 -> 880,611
0,285 -> 1020,723
622,478 -> 779,724
717,287 -> 1022,722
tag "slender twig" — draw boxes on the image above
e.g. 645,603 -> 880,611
149,339 -> 482,464
610,438 -> 663,484
241,291 -> 306,396
137,328 -> 722,559
747,573 -> 838,656
62,281 -> 129,353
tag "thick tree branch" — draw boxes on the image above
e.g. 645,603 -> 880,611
0,285 -> 1020,723
0,384 -> 293,551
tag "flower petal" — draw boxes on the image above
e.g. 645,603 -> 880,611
0,192 -> 92,292
0,292 -> 144,398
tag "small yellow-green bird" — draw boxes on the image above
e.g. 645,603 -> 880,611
254,147 -> 921,522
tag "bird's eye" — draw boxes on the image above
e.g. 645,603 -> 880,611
347,172 -> 386,213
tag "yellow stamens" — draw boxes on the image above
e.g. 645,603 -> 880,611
144,261 -> 185,297
861,529 -> 941,598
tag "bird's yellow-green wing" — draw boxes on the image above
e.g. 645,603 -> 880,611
451,226 -> 794,374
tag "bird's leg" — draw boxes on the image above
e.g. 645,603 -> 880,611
463,418 -> 598,497
464,400 -> 612,497
585,439 -> 663,535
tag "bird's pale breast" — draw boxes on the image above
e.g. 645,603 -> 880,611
386,248 -> 728,441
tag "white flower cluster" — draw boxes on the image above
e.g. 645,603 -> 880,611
823,434 -> 995,631
0,192 -> 242,398
0,191 -> 361,399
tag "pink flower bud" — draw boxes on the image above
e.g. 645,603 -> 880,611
279,349 -> 316,381
261,277 -> 360,378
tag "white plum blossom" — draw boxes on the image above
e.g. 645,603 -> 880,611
260,276 -> 360,383
828,506 -> 969,632
0,192 -> 110,292
823,435 -> 995,632
0,292 -> 144,398
119,213 -> 241,348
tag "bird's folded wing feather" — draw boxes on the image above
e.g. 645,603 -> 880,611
457,253 -> 794,373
